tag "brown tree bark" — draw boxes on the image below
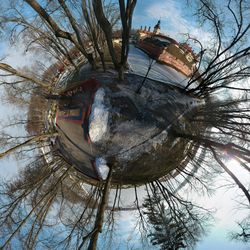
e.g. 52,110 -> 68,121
82,0 -> 106,71
92,0 -> 119,70
119,0 -> 137,68
57,0 -> 96,69
24,0 -> 95,68
93,0 -> 137,80
85,166 -> 113,250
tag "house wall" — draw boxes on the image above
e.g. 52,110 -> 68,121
136,30 -> 150,41
166,44 -> 194,69
158,51 -> 193,76
137,41 -> 193,76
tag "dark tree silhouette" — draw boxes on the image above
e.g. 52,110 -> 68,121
230,218 -> 250,243
185,0 -> 250,97
142,185 -> 209,249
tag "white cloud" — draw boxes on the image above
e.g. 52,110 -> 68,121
4,42 -> 37,68
146,0 -> 213,49
2,39 -> 55,70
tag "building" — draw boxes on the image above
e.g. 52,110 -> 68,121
136,21 -> 198,77
153,20 -> 161,34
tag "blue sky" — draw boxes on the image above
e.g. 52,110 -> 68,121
0,1 -> 249,249
128,2 -> 250,249
132,0 -> 212,46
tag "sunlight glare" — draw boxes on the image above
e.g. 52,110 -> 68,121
225,158 -> 240,169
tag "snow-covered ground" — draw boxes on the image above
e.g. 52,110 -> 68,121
128,45 -> 189,88
56,44 -> 190,91
89,88 -> 109,143
95,157 -> 110,180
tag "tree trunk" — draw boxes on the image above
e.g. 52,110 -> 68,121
87,53 -> 97,70
42,94 -> 72,101
86,166 -> 113,250
119,0 -> 137,71
0,63 -> 51,89
82,0 -> 106,71
99,51 -> 106,72
118,65 -> 124,81
57,0 -> 96,69
92,0 -> 119,70
24,0 -> 95,68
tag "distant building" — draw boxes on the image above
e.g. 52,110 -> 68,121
153,20 -> 161,34
112,30 -> 122,44
136,21 -> 198,76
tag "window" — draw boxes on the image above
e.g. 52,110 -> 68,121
186,54 -> 193,62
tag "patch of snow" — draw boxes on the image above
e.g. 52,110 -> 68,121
118,130 -> 168,162
89,88 -> 109,142
169,138 -> 180,150
40,143 -> 53,163
95,157 -> 110,180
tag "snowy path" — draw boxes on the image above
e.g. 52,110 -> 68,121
128,45 -> 189,88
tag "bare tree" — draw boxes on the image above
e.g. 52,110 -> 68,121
172,97 -> 250,205
92,0 -> 137,80
230,217 -> 250,243
82,0 -> 106,71
0,131 -> 57,159
24,0 -> 96,68
83,166 -> 113,250
185,0 -> 250,97
0,155 -> 71,249
0,1 -> 250,249
142,185 -> 209,249
0,62 -> 51,89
